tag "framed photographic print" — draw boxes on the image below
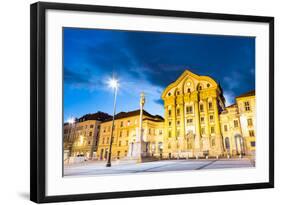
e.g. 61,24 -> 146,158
30,2 -> 274,203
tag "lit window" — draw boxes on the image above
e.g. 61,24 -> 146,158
249,130 -> 255,137
186,106 -> 193,114
208,102 -> 213,110
168,121 -> 172,126
177,108 -> 180,116
176,130 -> 180,137
247,118 -> 253,126
201,127 -> 205,135
244,101 -> 250,111
187,118 -> 193,124
224,125 -> 228,132
211,126 -> 215,134
234,120 -> 239,128
211,138 -> 215,146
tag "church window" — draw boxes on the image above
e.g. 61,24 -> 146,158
187,118 -> 193,124
209,115 -> 214,122
168,109 -> 172,117
168,121 -> 172,126
177,91 -> 180,95
211,138 -> 215,146
177,121 -> 180,126
168,130 -> 172,138
200,117 -> 204,123
186,106 -> 193,114
176,130 -> 180,137
207,83 -> 210,87
177,108 -> 180,116
211,126 -> 215,134
201,127 -> 205,135
187,88 -> 191,93
208,101 -> 213,110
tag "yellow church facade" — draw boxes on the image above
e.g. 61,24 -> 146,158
161,70 -> 256,158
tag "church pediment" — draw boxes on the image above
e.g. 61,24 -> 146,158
161,69 -> 218,99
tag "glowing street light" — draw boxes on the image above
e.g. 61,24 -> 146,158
106,77 -> 119,167
67,117 -> 75,125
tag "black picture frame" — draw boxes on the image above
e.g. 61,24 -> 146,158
30,1 -> 274,203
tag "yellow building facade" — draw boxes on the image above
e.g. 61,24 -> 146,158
220,90 -> 256,156
96,110 -> 164,161
63,112 -> 111,161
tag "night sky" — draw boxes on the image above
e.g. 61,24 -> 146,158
63,28 -> 255,121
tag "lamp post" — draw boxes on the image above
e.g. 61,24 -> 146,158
106,78 -> 119,167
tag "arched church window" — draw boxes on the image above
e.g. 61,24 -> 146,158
207,83 -> 210,88
187,88 -> 191,93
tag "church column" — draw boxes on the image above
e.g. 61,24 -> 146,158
194,93 -> 201,156
203,99 -> 210,152
213,98 -> 224,155
180,101 -> 185,153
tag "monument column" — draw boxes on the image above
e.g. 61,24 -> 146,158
137,92 -> 145,162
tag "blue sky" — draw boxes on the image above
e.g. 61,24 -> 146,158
63,28 -> 255,121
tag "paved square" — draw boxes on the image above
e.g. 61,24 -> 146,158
64,158 -> 255,176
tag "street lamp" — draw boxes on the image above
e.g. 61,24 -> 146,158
106,77 -> 119,167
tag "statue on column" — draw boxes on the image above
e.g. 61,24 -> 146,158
138,92 -> 145,162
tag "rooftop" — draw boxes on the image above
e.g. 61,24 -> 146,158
236,90 -> 255,99
103,109 -> 164,122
